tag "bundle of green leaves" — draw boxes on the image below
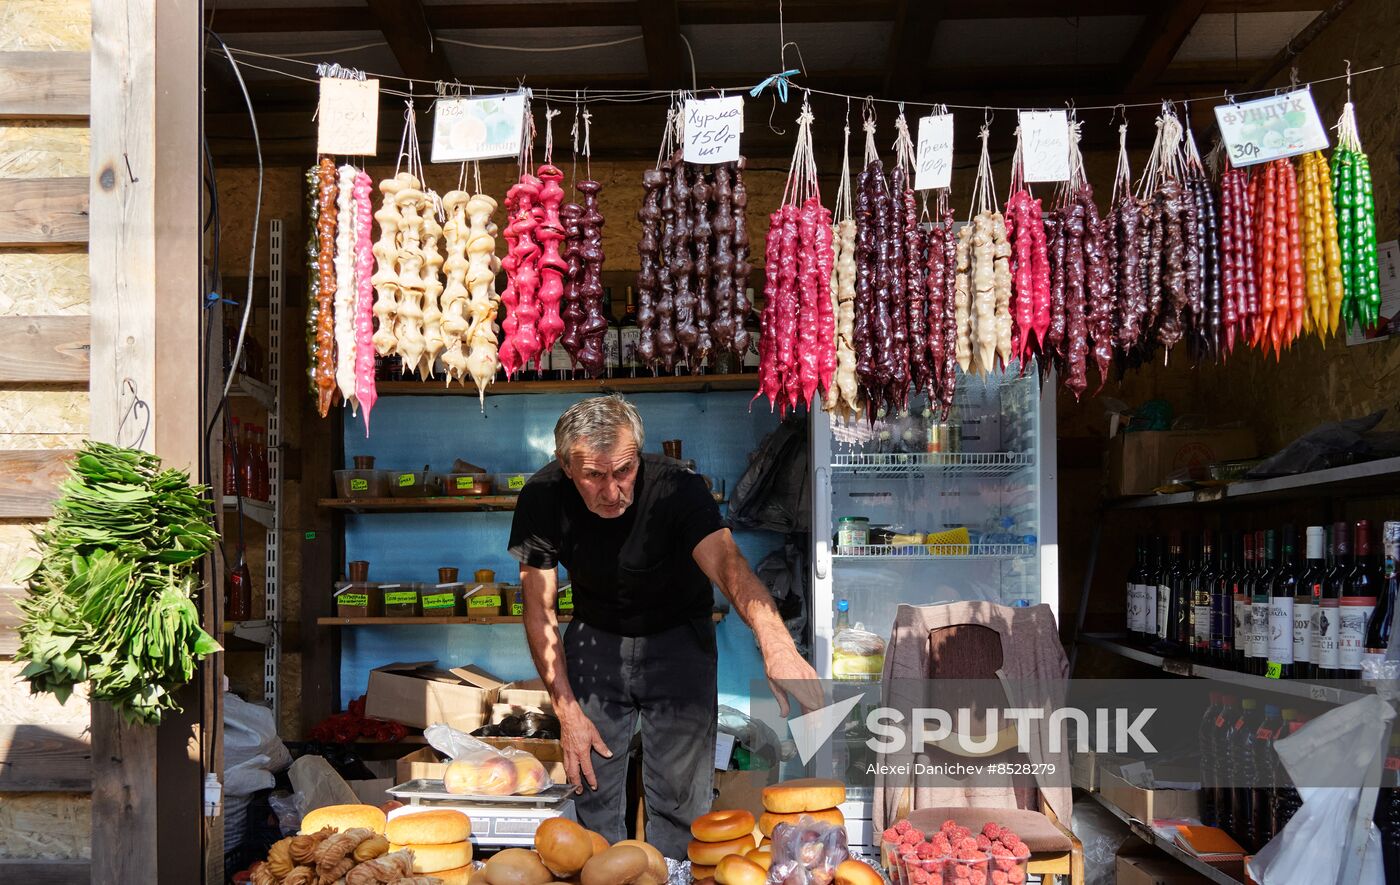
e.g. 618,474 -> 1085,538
15,441 -> 222,725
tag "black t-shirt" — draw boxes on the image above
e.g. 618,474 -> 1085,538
507,454 -> 725,636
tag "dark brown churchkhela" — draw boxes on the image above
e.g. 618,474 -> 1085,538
636,169 -> 664,367
575,180 -> 607,377
559,201 -> 585,367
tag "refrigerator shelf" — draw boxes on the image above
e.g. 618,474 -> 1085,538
833,543 -> 1035,560
830,451 -> 1034,476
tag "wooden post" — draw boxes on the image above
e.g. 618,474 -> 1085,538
89,1 -> 207,883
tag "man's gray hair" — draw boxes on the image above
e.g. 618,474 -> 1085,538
554,395 -> 645,465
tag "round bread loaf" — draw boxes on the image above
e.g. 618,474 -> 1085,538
757,807 -> 844,837
743,848 -> 771,870
580,845 -> 651,885
834,859 -> 884,885
687,833 -> 756,865
388,840 -> 473,873
760,778 -> 846,814
433,864 -> 476,885
534,818 -> 592,877
482,848 -> 553,885
614,840 -> 668,884
714,855 -> 766,885
299,803 -> 387,835
386,809 -> 471,845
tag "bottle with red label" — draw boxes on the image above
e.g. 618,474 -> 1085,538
1317,522 -> 1351,679
1340,519 -> 1379,678
1198,692 -> 1224,826
1297,525 -> 1326,681
1232,532 -> 1254,672
1248,704 -> 1285,853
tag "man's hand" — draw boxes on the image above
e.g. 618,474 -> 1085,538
558,703 -> 612,793
764,644 -> 824,717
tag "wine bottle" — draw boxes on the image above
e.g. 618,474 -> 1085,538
619,286 -> 640,378
226,547 -> 252,622
1144,535 -> 1163,641
1212,532 -> 1235,665
1363,521 -> 1400,681
1156,533 -> 1181,648
1340,520 -> 1379,679
1193,531 -> 1217,659
1297,525 -> 1326,681
742,294 -> 761,373
1267,526 -> 1298,679
1128,537 -> 1149,640
1173,533 -> 1197,651
1248,530 -> 1275,676
601,287 -> 621,378
1317,521 -> 1350,679
1233,531 -> 1254,672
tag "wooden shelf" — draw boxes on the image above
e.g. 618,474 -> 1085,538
223,495 -> 276,527
376,373 -> 758,397
1108,455 -> 1400,509
318,612 -> 726,626
319,496 -> 518,513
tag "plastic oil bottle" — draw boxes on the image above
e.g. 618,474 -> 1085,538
832,599 -> 885,682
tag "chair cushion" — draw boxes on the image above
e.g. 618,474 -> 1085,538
905,806 -> 1072,853
927,624 -> 1004,678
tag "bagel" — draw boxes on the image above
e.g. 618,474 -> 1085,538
835,859 -> 884,885
743,848 -> 771,871
534,818 -> 593,877
687,833 -> 757,866
758,807 -> 844,837
714,855 -> 767,885
690,809 -> 756,843
761,778 -> 846,814
758,838 -> 771,849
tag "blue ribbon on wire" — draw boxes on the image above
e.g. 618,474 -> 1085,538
750,70 -> 801,103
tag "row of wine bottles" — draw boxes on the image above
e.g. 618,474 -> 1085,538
1125,520 -> 1400,679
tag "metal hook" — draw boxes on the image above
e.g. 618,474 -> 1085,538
780,41 -> 809,78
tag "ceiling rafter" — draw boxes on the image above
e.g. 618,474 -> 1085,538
885,0 -> 946,97
365,0 -> 454,83
1121,0 -> 1210,94
637,0 -> 686,89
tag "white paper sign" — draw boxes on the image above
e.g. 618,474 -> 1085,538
431,92 -> 527,163
1346,239 -> 1400,346
1213,88 -> 1329,168
317,78 -> 380,155
914,114 -> 954,191
684,96 -> 743,164
1018,110 -> 1071,183
714,731 -> 736,769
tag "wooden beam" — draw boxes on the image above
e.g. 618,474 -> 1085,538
0,860 -> 90,885
885,1 -> 945,96
1203,0 -> 1326,11
0,722 -> 93,790
0,316 -> 90,384
1247,0 -> 1354,89
0,51 -> 89,119
1122,0 -> 1209,94
637,0 -> 685,89
365,0 -> 454,84
0,178 -> 88,247
0,450 -> 74,518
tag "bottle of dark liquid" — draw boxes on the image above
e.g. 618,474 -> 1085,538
1267,526 -> 1298,679
1171,533 -> 1196,651
1193,531 -> 1217,659
1247,704 -> 1284,852
1155,533 -> 1183,651
1144,535 -> 1164,642
618,286 -> 640,378
1199,691 -> 1223,826
1234,531 -> 1255,672
741,295 -> 761,373
224,417 -> 240,497
1212,694 -> 1239,833
1128,537 -> 1149,641
1297,525 -> 1326,681
1212,532 -> 1235,665
1376,730 -> 1400,884
1363,521 -> 1400,681
600,287 -> 621,378
226,547 -> 253,622
1340,519 -> 1379,679
1226,698 -> 1264,847
1317,521 -> 1350,679
1271,710 -> 1306,838
1248,530 -> 1275,676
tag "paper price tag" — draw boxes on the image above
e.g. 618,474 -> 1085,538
1265,661 -> 1283,679
422,593 -> 456,610
349,478 -> 368,492
317,77 -> 380,156
398,473 -> 415,488
383,591 -> 417,606
431,92 -> 527,163
683,96 -> 743,164
914,114 -> 954,191
508,476 -> 527,491
338,593 -> 368,607
455,476 -> 475,490
1018,110 -> 1071,183
1214,88 -> 1328,167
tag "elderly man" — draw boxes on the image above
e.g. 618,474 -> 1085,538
508,395 -> 820,858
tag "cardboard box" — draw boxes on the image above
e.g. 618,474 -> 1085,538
712,769 -> 776,821
1107,429 -> 1257,497
1071,751 -> 1098,792
396,739 -> 566,785
499,687 -> 552,711
1100,768 -> 1200,823
347,759 -> 397,807
364,661 -> 505,731
1116,837 -> 1216,884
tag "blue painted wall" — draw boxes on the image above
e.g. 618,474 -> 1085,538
339,390 -> 785,714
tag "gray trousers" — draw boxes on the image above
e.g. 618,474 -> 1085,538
563,617 -> 718,860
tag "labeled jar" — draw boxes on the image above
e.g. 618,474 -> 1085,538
837,516 -> 870,551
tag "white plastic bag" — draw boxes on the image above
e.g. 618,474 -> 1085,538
225,692 -> 292,772
1248,694 -> 1394,885
424,723 -> 554,796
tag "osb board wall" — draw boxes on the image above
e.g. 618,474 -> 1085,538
0,1 -> 89,52
0,123 -> 88,178
0,251 -> 89,314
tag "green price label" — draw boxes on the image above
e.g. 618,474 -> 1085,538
508,476 -> 526,491
469,594 -> 502,609
338,593 -> 368,607
422,593 -> 456,609
398,473 -> 416,488
511,603 -> 525,616
350,478 -> 369,491
384,591 -> 418,606
455,476 -> 475,490
1266,662 -> 1283,679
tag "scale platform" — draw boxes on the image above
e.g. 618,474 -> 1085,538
387,780 -> 577,848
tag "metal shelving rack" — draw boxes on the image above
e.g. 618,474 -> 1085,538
832,543 -> 1036,560
831,451 -> 1035,477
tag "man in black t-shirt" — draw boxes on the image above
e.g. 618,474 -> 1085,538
508,395 -> 820,858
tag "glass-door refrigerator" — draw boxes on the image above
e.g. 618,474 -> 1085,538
806,366 -> 1058,850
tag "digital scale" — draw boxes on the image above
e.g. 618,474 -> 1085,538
387,780 -> 577,849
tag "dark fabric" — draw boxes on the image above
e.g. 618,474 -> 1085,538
753,536 -> 811,656
563,617 -> 718,860
728,415 -> 810,533
508,454 -> 725,636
